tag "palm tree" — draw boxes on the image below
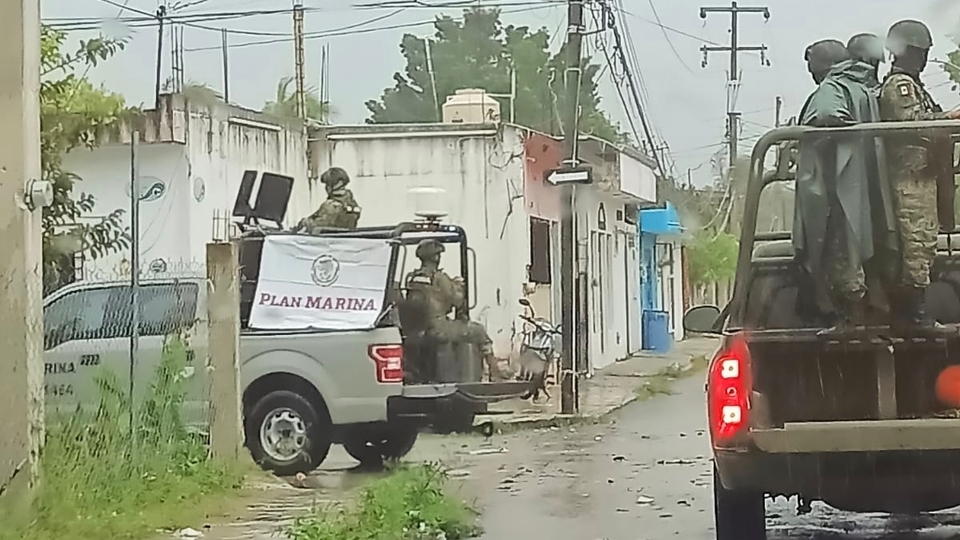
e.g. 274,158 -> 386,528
262,76 -> 333,124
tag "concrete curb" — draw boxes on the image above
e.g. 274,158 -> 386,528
476,353 -> 706,432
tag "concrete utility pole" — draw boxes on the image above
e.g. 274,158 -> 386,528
0,0 -> 45,501
699,1 -> 770,162
221,28 -> 230,103
154,3 -> 167,109
559,0 -> 586,415
207,242 -> 243,462
293,0 -> 307,119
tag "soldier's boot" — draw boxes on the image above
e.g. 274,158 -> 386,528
484,354 -> 507,381
901,286 -> 952,335
818,295 -> 867,335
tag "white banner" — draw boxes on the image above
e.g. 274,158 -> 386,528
248,235 -> 392,330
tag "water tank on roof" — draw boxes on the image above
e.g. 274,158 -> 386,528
442,88 -> 501,124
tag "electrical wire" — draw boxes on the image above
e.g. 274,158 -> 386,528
644,0 -> 695,74
181,3 -> 557,52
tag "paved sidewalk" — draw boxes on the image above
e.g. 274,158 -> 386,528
475,337 -> 720,429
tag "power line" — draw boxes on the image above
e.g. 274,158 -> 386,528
644,0 -> 695,74
597,0 -> 663,176
181,3 -> 558,52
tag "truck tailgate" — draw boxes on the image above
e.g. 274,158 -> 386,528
752,418 -> 960,453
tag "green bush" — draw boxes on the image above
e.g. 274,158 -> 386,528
287,463 -> 480,540
0,334 -> 243,540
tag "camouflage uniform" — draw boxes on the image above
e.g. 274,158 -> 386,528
298,167 -> 361,233
878,20 -> 955,329
405,240 -> 505,381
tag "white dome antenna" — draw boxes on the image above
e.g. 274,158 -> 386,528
409,187 -> 449,220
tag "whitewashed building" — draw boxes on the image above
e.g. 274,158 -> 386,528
60,93 -> 308,281
299,91 -> 658,370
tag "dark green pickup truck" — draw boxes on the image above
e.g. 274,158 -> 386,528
684,120 -> 960,540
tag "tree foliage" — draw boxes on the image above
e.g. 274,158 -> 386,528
262,76 -> 333,124
366,8 -> 626,143
41,27 -> 131,292
686,229 -> 738,286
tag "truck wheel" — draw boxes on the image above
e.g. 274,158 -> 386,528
714,465 -> 766,540
343,427 -> 419,467
245,390 -> 331,476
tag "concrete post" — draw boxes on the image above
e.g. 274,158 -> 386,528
0,0 -> 45,502
206,242 -> 243,462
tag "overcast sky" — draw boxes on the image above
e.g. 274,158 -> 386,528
42,0 -> 960,186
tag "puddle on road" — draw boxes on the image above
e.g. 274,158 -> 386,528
197,466 -> 387,540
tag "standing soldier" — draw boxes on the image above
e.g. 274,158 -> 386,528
297,167 -> 362,233
879,20 -> 960,331
405,239 -> 507,381
793,39 -> 897,332
847,33 -> 885,94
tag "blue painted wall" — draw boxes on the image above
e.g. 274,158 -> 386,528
638,202 -> 683,313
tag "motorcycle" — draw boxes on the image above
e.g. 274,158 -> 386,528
516,298 -> 561,401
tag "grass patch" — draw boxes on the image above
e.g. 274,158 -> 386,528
634,355 -> 709,401
0,334 -> 245,540
287,463 -> 480,540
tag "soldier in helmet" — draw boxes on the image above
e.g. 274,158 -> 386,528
878,19 -> 960,331
405,239 -> 507,381
847,33 -> 885,93
297,167 -> 362,233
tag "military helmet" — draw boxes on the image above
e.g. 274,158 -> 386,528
320,167 -> 350,188
847,33 -> 885,64
886,20 -> 933,53
804,40 -> 851,79
415,239 -> 445,260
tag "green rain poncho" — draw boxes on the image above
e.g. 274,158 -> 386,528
792,59 -> 899,294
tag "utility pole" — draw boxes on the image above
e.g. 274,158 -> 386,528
699,1 -> 770,162
221,28 -> 230,103
775,95 -> 782,127
0,0 -> 46,501
293,0 -> 306,119
559,0 -> 586,415
154,3 -> 167,109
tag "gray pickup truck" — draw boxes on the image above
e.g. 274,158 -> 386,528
42,276 -> 417,475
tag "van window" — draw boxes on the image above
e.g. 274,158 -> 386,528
43,287 -> 115,349
43,283 -> 200,348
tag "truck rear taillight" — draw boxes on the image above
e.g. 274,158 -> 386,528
369,344 -> 404,383
708,334 -> 752,446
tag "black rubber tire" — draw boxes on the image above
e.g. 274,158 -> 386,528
431,409 -> 476,434
245,389 -> 332,476
714,464 -> 766,540
343,426 -> 419,466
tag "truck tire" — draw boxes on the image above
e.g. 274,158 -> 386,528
245,390 -> 331,476
343,427 -> 419,467
714,465 -> 766,540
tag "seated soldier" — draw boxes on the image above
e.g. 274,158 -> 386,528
405,239 -> 507,381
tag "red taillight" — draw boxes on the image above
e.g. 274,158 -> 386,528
369,344 -> 404,383
707,334 -> 752,446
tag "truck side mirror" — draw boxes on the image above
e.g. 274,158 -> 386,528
683,305 -> 721,335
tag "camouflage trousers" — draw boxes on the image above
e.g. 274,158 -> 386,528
429,319 -> 494,355
893,177 -> 938,288
824,207 -> 866,303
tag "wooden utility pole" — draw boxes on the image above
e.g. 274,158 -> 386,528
293,0 -> 306,119
0,0 -> 45,503
699,1 -> 770,162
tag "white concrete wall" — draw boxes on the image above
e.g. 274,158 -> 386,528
61,98 -> 308,279
304,126 -> 529,357
574,187 -> 639,371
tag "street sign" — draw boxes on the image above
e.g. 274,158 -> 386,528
545,166 -> 593,185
